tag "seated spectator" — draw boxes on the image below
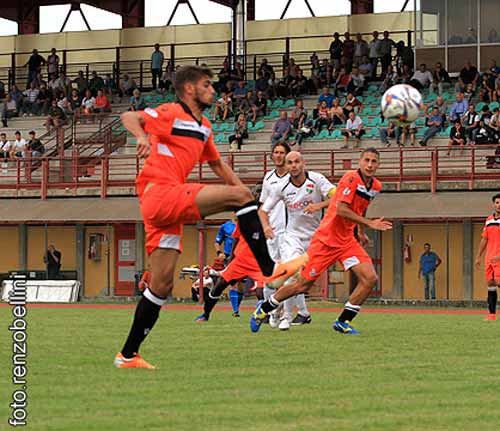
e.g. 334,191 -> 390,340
400,64 -> 413,84
67,88 -> 82,117
267,72 -> 279,100
358,56 -> 373,77
37,84 -> 51,116
449,92 -> 469,123
480,71 -> 495,102
479,104 -> 493,128
120,74 -> 137,98
9,85 -> 23,109
318,87 -> 335,108
73,70 -> 88,97
271,111 -> 291,146
396,40 -> 414,73
464,83 -> 475,104
233,80 -> 248,108
380,64 -> 398,92
253,90 -> 267,121
216,61 -> 231,93
494,72 -> 500,102
10,131 -> 27,158
419,107 -> 444,146
489,107 -> 500,141
456,61 -> 479,92
328,98 -> 345,128
45,99 -> 65,132
277,71 -> 292,99
26,130 -> 44,158
258,58 -> 274,80
213,92 -> 232,122
348,67 -> 365,96
290,99 -> 307,130
379,121 -> 401,147
230,62 -> 245,83
289,69 -> 308,98
461,103 -> 480,144
89,71 -> 104,97
0,132 -> 11,160
400,122 -> 417,146
21,82 -> 40,116
474,118 -> 497,145
447,120 -> 466,156
56,91 -> 70,117
343,92 -> 363,117
409,63 -> 433,91
314,101 -> 331,133
435,95 -> 448,125
103,73 -> 116,100
55,71 -> 71,96
234,90 -> 253,121
342,111 -> 364,148
47,74 -> 59,94
1,94 -> 18,127
81,89 -> 96,115
294,119 -> 315,149
429,62 -> 451,95
94,89 -> 111,113
334,67 -> 351,96
228,114 -> 249,152
490,60 -> 500,75
129,89 -> 146,111
254,71 -> 268,94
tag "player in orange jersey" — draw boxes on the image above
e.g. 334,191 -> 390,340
114,66 -> 306,369
195,223 -> 264,321
475,193 -> 500,321
250,147 -> 392,334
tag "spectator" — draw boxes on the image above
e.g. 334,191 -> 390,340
479,104 -> 493,127
475,117 -> 497,145
400,64 -> 413,84
447,120 -> 466,156
230,62 -> 245,83
379,31 -> 395,78
419,106 -> 443,146
253,90 -> 267,121
191,267 -> 214,302
368,31 -> 381,78
24,49 -> 46,87
348,66 -> 365,96
73,70 -> 88,97
36,83 -> 51,116
94,89 -> 111,113
47,48 -> 59,78
45,99 -> 65,132
255,71 -> 269,94
286,58 -> 299,78
228,113 -> 249,152
289,69 -> 308,98
480,71 -> 495,103
103,73 -> 116,100
395,40 -> 414,73
435,95 -> 448,125
9,85 -> 23,109
353,33 -> 369,67
409,63 -> 433,91
277,71 -> 292,99
129,88 -> 146,111
81,89 -> 96,115
380,64 -> 398,92
56,92 -> 70,117
271,111 -> 292,146
47,74 -> 59,94
258,58 -> 274,79
359,55 -> 373,77
55,71 -> 72,96
150,43 -> 164,90
216,60 -> 231,93
67,88 -> 82,117
380,121 -> 401,147
267,72 -> 279,100
233,80 -> 248,108
456,61 -> 479,92
21,82 -> 40,116
329,32 -> 343,71
464,83 -> 475,104
239,90 -> 257,123
294,119 -> 315,149
489,107 -> 500,141
318,86 -> 335,108
418,243 -> 441,300
490,59 -> 500,75
400,122 -> 417,146
1,94 -> 18,127
120,74 -> 137,99
88,71 -> 104,97
10,131 -> 27,158
314,101 -> 331,133
44,244 -> 62,279
0,80 -> 5,99
449,92 -> 469,123
159,61 -> 175,94
290,99 -> 307,130
343,92 -> 363,117
26,131 -> 44,158
0,133 -> 11,160
329,98 -> 345,128
213,92 -> 232,122
429,62 -> 451,95
342,111 -> 364,148
342,32 -> 355,71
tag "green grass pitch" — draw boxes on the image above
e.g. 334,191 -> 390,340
1,303 -> 499,431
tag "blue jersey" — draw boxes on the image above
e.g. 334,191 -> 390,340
215,220 -> 236,256
420,252 -> 439,275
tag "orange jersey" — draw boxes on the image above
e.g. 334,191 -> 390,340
482,215 -> 500,261
232,224 -> 257,264
313,170 -> 382,246
137,102 -> 219,191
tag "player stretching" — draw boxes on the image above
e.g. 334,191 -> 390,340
260,151 -> 336,330
475,193 -> 500,321
260,143 -> 291,326
195,223 -> 264,321
250,148 -> 392,334
114,66 -> 306,369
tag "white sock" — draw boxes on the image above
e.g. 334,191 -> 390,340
296,294 -> 310,317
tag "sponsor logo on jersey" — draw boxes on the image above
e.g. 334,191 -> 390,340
309,268 -> 317,277
343,188 -> 351,196
287,199 -> 313,210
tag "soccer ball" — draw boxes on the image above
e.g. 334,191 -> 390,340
381,84 -> 423,125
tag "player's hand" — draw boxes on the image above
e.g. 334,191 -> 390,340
359,233 -> 371,248
368,218 -> 393,231
303,202 -> 323,214
474,258 -> 481,269
263,225 -> 275,240
136,135 -> 151,159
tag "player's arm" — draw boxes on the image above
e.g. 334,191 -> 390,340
207,158 -> 245,187
475,237 -> 488,269
227,237 -> 239,263
435,253 -> 442,268
214,225 -> 225,254
258,192 -> 282,239
336,201 -> 392,231
121,111 -> 150,158
304,183 -> 336,214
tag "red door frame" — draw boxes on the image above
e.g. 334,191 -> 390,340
114,224 -> 136,296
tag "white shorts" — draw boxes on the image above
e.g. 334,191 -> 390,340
267,232 -> 285,263
280,235 -> 310,262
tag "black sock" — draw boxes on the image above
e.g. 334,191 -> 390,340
235,201 -> 275,276
261,295 -> 280,313
237,291 -> 244,306
338,301 -> 361,323
203,278 -> 232,317
121,289 -> 165,358
488,289 -> 498,314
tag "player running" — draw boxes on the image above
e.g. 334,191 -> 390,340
114,66 -> 306,369
250,147 -> 392,334
260,151 -> 336,330
475,193 -> 500,321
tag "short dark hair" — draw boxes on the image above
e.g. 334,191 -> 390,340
361,147 -> 380,158
174,65 -> 213,97
29,130 -> 35,135
492,193 -> 500,202
424,243 -> 431,247
272,142 -> 291,154
15,130 -> 20,135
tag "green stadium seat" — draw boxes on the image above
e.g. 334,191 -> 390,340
283,99 -> 295,108
490,102 -> 499,110
271,99 -> 283,109
331,129 -> 343,139
476,102 -> 486,111
317,129 -> 330,140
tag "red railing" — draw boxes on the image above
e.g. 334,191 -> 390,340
0,145 -> 498,199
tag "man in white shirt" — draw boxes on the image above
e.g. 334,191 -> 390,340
410,64 -> 433,91
348,67 -> 365,96
21,82 -> 40,116
342,111 -> 365,149
11,131 -> 27,158
0,132 -> 11,160
260,151 -> 336,330
368,31 -> 381,78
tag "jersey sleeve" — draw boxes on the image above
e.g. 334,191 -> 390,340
259,175 -> 271,204
232,224 -> 241,239
482,223 -> 489,239
262,189 -> 283,214
337,174 -> 357,205
140,105 -> 171,137
316,174 -> 336,199
215,225 -> 225,244
199,131 -> 220,163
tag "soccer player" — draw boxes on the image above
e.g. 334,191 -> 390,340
114,65 -> 306,369
260,151 -> 336,330
475,193 -> 500,321
195,223 -> 264,321
250,148 -> 392,334
214,214 -> 236,264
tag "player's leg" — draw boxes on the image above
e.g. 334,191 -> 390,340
292,294 -> 312,325
279,297 -> 296,330
195,276 -> 235,321
484,263 -> 498,321
115,248 -> 179,369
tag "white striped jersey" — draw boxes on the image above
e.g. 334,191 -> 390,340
259,169 -> 290,235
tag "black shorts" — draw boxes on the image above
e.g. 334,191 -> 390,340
342,129 -> 365,138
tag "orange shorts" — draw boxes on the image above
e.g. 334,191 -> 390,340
138,181 -> 205,255
485,261 -> 500,282
301,236 -> 372,281
219,255 -> 264,288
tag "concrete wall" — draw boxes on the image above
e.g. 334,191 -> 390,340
0,227 -> 19,273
